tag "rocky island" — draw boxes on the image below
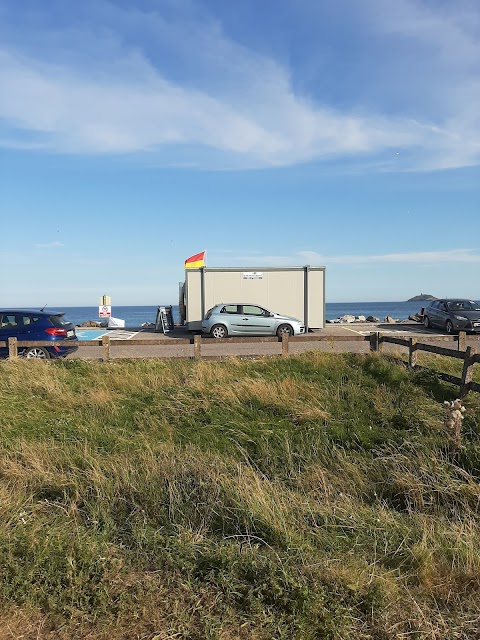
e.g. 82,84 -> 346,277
407,293 -> 437,302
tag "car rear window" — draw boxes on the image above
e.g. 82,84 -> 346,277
0,314 -> 17,329
242,305 -> 264,316
49,314 -> 71,328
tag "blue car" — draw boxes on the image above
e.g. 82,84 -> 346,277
0,309 -> 78,359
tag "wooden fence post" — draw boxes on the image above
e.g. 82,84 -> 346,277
194,334 -> 202,359
378,333 -> 384,353
408,338 -> 418,368
8,337 -> 18,358
102,335 -> 111,362
460,346 -> 475,397
282,333 -> 289,357
369,332 -> 379,352
458,331 -> 467,352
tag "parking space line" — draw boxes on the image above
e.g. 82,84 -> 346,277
341,326 -> 402,336
107,330 -> 139,341
342,326 -> 371,335
76,330 -> 139,341
336,325 -> 451,337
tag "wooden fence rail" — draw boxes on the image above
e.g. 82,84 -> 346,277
1,331 -> 479,396
375,334 -> 479,396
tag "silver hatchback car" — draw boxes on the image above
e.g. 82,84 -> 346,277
202,303 -> 306,339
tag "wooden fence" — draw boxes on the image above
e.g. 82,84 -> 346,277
373,333 -> 479,396
1,331 -> 479,396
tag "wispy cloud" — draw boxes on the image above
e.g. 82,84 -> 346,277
298,248 -> 480,265
34,241 -> 64,249
0,48 -> 425,165
0,0 -> 479,170
216,248 -> 480,267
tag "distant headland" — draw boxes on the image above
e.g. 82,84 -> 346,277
406,293 -> 438,302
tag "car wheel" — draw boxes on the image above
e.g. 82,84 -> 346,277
424,316 -> 431,328
445,320 -> 455,335
211,324 -> 228,339
276,324 -> 293,338
23,347 -> 51,359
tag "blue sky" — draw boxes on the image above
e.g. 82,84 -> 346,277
1,0 -> 479,307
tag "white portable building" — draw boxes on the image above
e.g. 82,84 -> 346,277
181,266 -> 326,332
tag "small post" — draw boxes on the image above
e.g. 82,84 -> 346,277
378,333 -> 384,353
281,333 -> 289,357
408,338 -> 417,368
458,331 -> 467,352
8,337 -> 18,358
369,332 -> 379,352
444,399 -> 465,456
194,334 -> 202,359
102,335 -> 111,362
460,346 -> 475,397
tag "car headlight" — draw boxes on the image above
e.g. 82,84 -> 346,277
454,315 -> 468,321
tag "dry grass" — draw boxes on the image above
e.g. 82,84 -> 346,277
0,353 -> 479,638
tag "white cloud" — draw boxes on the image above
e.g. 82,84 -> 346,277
218,248 -> 480,267
298,248 -> 480,265
0,47 -> 452,169
0,0 -> 479,169
34,241 -> 64,248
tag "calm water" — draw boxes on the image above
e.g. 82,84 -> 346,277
326,301 -> 429,321
56,301 -> 433,328
61,305 -> 178,328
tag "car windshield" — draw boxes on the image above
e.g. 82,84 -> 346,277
447,301 -> 480,311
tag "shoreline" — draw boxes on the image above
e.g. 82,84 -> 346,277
66,302 -> 429,329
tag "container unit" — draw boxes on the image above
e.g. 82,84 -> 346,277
182,266 -> 326,332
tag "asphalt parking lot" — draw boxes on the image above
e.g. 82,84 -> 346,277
70,321 -> 479,360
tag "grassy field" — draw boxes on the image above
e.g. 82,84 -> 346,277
1,352 -> 480,639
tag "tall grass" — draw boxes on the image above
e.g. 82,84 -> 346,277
0,352 -> 479,639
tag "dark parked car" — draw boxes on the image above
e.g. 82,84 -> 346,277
0,309 -> 78,359
423,299 -> 480,334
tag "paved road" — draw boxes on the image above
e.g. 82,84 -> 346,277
70,322 -> 479,360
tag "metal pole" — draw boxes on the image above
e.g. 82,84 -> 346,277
200,267 -> 205,323
304,265 -> 310,332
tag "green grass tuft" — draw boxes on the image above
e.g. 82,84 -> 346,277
1,352 -> 479,639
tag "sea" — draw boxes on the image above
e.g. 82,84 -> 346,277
56,301 -> 432,328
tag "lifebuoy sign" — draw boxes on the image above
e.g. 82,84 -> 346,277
99,305 -> 111,318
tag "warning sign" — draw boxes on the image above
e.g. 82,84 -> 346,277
99,305 -> 112,318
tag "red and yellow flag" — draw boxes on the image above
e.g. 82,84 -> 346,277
185,250 -> 206,269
